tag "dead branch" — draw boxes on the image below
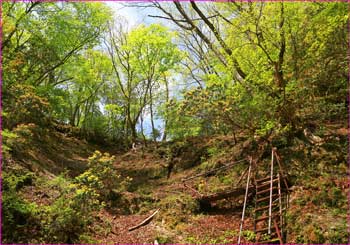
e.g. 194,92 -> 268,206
197,186 -> 254,203
128,209 -> 160,232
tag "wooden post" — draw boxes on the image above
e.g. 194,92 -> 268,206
237,157 -> 252,244
268,148 -> 274,234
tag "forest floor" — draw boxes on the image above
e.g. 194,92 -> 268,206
90,149 -> 253,244
9,122 -> 349,244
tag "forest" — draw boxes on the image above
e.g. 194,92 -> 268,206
2,1 -> 348,244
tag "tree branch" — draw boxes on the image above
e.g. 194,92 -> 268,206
189,1 -> 246,79
148,14 -> 219,23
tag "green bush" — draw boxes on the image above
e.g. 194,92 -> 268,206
2,172 -> 39,243
43,173 -> 103,243
2,128 -> 18,158
158,193 -> 200,228
2,192 -> 39,242
5,84 -> 50,129
242,230 -> 256,242
3,172 -> 35,191
39,151 -> 132,242
87,151 -> 132,200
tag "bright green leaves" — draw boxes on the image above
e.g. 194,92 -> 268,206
87,151 -> 131,197
3,1 -> 346,143
126,24 -> 182,76
2,2 -> 112,87
2,2 -> 113,139
105,22 -> 182,141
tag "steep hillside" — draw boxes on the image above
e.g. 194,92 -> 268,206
3,122 -> 348,243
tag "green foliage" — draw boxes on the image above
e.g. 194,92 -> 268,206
2,2 -> 348,243
5,85 -> 51,128
2,2 -> 112,87
87,151 -> 132,199
126,24 -> 182,75
242,230 -> 256,242
5,123 -> 48,158
2,2 -> 113,144
105,22 -> 183,141
2,129 -> 18,157
294,221 -> 349,244
42,173 -> 103,243
207,146 -> 221,157
3,159 -> 130,244
287,173 -> 348,244
158,193 -> 200,228
3,172 -> 35,191
2,192 -> 39,243
2,172 -> 39,243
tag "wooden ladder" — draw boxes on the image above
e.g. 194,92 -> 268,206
237,148 -> 289,244
253,148 -> 285,244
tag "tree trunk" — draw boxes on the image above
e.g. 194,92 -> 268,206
149,83 -> 156,142
140,111 -> 147,145
70,105 -> 79,126
162,75 -> 169,142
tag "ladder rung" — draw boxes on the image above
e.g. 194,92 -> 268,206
255,203 -> 278,212
256,187 -> 278,196
255,214 -> 278,222
256,179 -> 279,189
256,194 -> 279,203
256,176 -> 276,183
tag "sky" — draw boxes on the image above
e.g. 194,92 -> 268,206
105,2 -> 165,28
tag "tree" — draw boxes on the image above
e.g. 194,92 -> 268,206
146,1 -> 348,139
2,2 -> 112,130
105,21 -> 182,142
126,24 -> 182,141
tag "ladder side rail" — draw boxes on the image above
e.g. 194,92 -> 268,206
277,173 -> 283,238
273,218 -> 283,244
237,157 -> 252,244
254,182 -> 258,232
253,158 -> 257,233
268,148 -> 274,234
274,150 -> 289,191
274,149 -> 290,241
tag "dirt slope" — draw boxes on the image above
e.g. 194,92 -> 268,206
6,123 -> 348,244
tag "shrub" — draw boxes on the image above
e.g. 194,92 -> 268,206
3,172 -> 34,191
158,193 -> 200,228
87,151 -> 132,200
242,230 -> 256,242
5,85 -> 50,128
43,174 -> 103,243
2,172 -> 39,243
2,191 -> 39,242
2,128 -> 18,158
